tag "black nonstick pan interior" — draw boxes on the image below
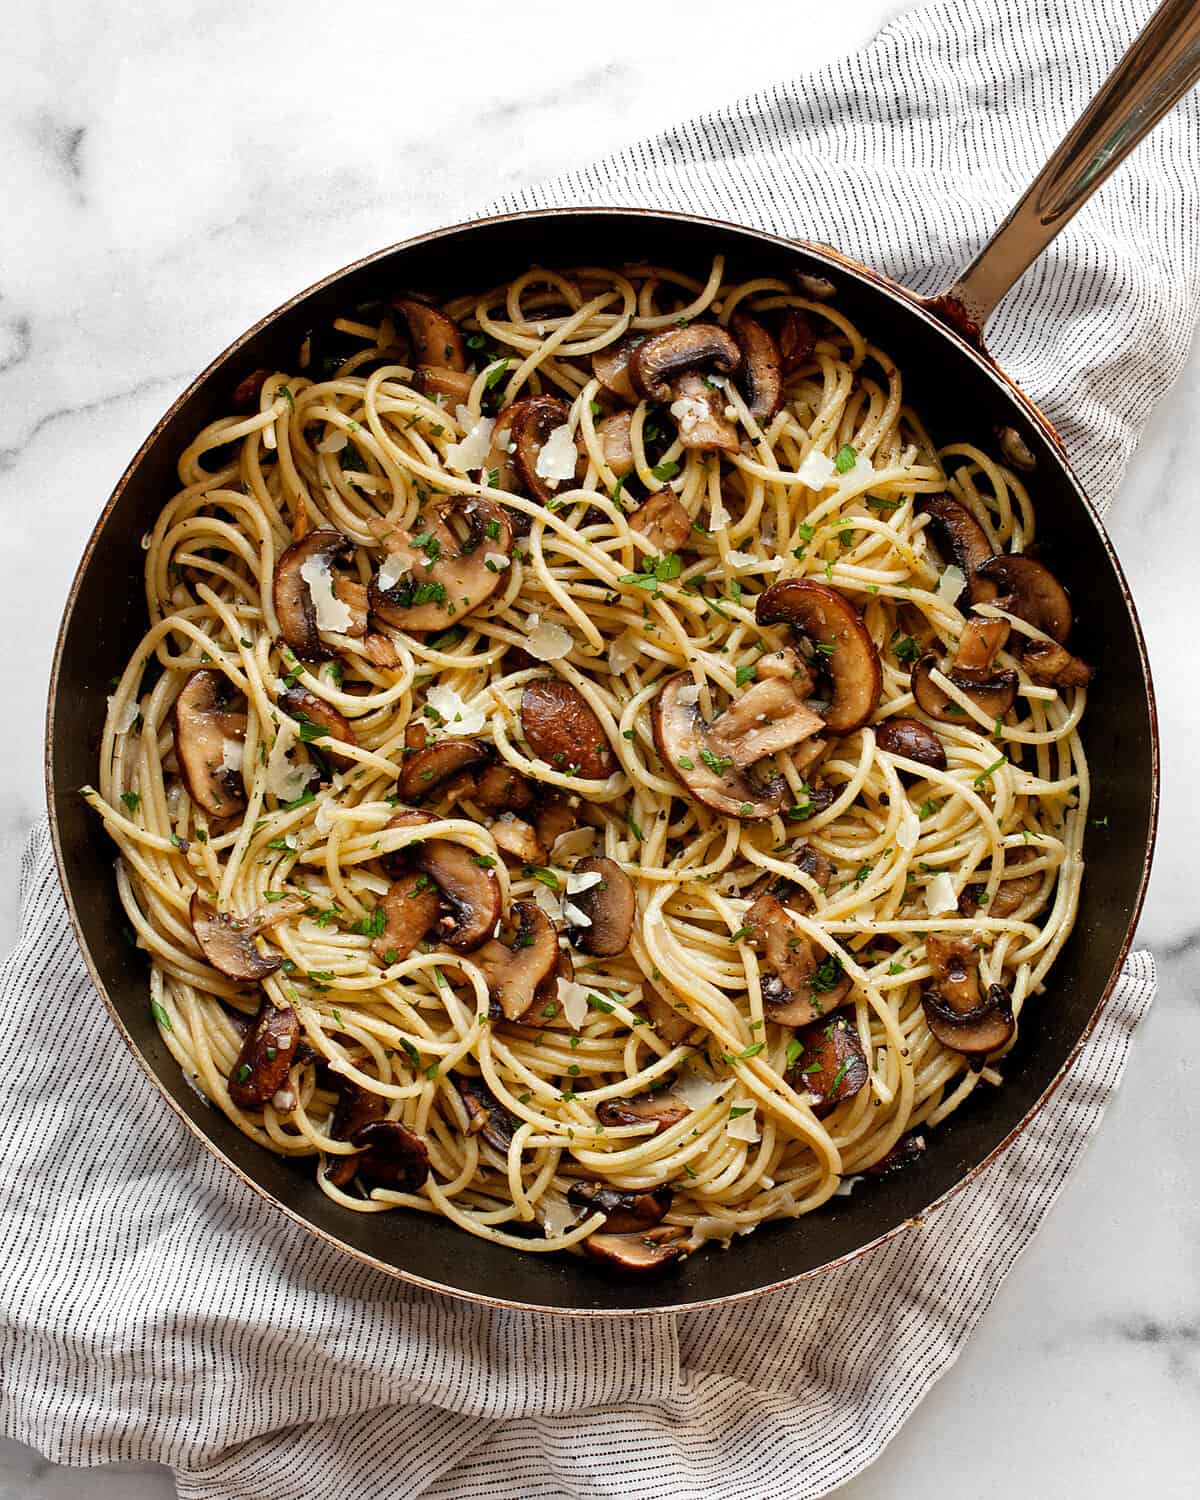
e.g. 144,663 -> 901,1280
46,209 -> 1157,1313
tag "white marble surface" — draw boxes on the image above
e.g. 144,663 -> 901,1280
1,1 -> 1197,1496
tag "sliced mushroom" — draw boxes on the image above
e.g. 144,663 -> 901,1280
1022,638 -> 1093,688
915,495 -> 997,605
360,631 -> 401,669
228,999 -> 301,1108
632,488 -> 691,552
640,985 -> 700,1046
707,666 -> 825,771
414,365 -> 475,407
597,409 -> 635,478
922,933 -> 1015,1055
534,796 -> 579,852
191,891 -> 304,981
279,687 -> 357,771
976,554 -> 1072,642
960,847 -> 1042,918
507,396 -> 579,505
562,856 -> 635,957
567,1181 -> 672,1232
911,653 -> 1018,722
474,762 -> 536,811
745,893 -> 851,1024
416,840 -> 501,952
592,334 -> 643,401
371,873 -> 441,965
369,496 -> 513,632
490,813 -> 546,865
453,1073 -> 518,1152
274,528 -> 356,661
584,1224 -> 689,1274
231,367 -> 271,412
393,297 -> 466,371
332,577 -> 369,637
730,311 -> 783,421
667,371 -> 740,454
874,716 -> 947,772
324,1080 -> 388,1188
629,322 -> 741,402
954,615 -> 1010,673
348,1119 -> 431,1191
173,669 -> 248,817
520,678 -> 616,779
756,578 -> 882,734
652,673 -> 790,820
747,841 -> 832,918
778,309 -> 815,372
596,1091 -> 689,1134
400,736 -> 490,802
787,1012 -> 868,1115
474,900 -> 560,1021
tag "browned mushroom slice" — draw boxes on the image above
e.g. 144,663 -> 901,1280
787,1012 -> 868,1115
976,554 -> 1072,642
960,847 -> 1042,918
534,796 -> 579,853
596,1091 -> 689,1133
349,1119 -> 431,1191
584,1224 -> 689,1274
474,901 -> 560,1022
453,1072 -> 519,1152
640,985 -> 699,1046
279,687 -> 356,771
631,489 -> 691,552
567,1181 -> 672,1233
915,495 -> 997,605
274,528 -> 356,661
332,577 -> 369,637
191,891 -> 304,981
414,365 -> 475,407
507,396 -> 578,505
862,1132 -> 927,1179
490,813 -> 546,865
369,496 -> 513,632
954,615 -> 1010,673
911,653 -> 1018,722
746,840 -> 832,920
400,736 -> 490,802
651,673 -> 790,821
778,309 -> 816,372
592,334 -> 643,401
393,297 -> 466,371
745,893 -> 851,1024
874,716 -> 947,772
231,367 -> 271,412
707,666 -> 825,771
1021,638 -> 1093,688
228,999 -> 301,1108
596,409 -> 635,478
629,322 -> 741,402
667,371 -> 740,454
563,856 -> 635,957
520,678 -> 616,780
921,933 -> 1015,1055
416,841 -> 501,952
173,669 -> 248,817
730,311 -> 784,421
324,1080 -> 388,1187
756,578 -> 882,734
360,631 -> 401,669
475,763 -> 536,811
371,873 -> 441,965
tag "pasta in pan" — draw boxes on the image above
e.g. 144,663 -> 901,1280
85,256 -> 1092,1273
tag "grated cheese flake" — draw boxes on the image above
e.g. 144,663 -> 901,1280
608,629 -> 641,676
935,564 -> 967,606
425,684 -> 486,735
556,977 -> 591,1029
797,447 -> 836,490
445,407 -> 495,473
299,553 -> 354,634
525,616 -> 573,662
924,871 -> 958,915
534,423 -> 578,486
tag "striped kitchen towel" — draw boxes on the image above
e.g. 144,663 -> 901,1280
2,0 -> 1189,1496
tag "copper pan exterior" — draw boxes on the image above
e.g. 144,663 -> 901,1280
46,208 -> 1158,1314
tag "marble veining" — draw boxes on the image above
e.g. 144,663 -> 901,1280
1,0 -> 1196,1495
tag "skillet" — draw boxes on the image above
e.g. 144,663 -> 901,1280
45,0 -> 1198,1312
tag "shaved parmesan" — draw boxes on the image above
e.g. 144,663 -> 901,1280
565,869 -> 604,897
299,553 -> 354,634
108,695 -> 139,734
670,394 -> 712,435
271,1088 -> 296,1111
445,407 -> 495,473
935,564 -> 967,606
525,616 -> 573,662
896,802 -> 921,852
726,1107 -> 760,1142
556,977 -> 590,1029
674,1068 -> 725,1111
377,553 -> 406,593
924,871 -> 958,915
727,550 -> 784,572
484,551 -> 510,571
317,430 -> 348,454
540,1195 -> 579,1238
315,798 -> 339,834
221,738 -> 244,774
552,826 -> 597,861
562,900 -> 591,928
709,500 -> 731,530
797,447 -> 836,490
265,721 -> 312,802
532,882 -> 562,921
688,1217 -> 735,1249
608,629 -> 641,676
425,684 -> 486,735
675,682 -> 701,706
534,423 -> 578,485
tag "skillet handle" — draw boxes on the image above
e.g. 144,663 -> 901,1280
926,0 -> 1200,344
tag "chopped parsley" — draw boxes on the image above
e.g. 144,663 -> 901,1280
833,444 -> 857,473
